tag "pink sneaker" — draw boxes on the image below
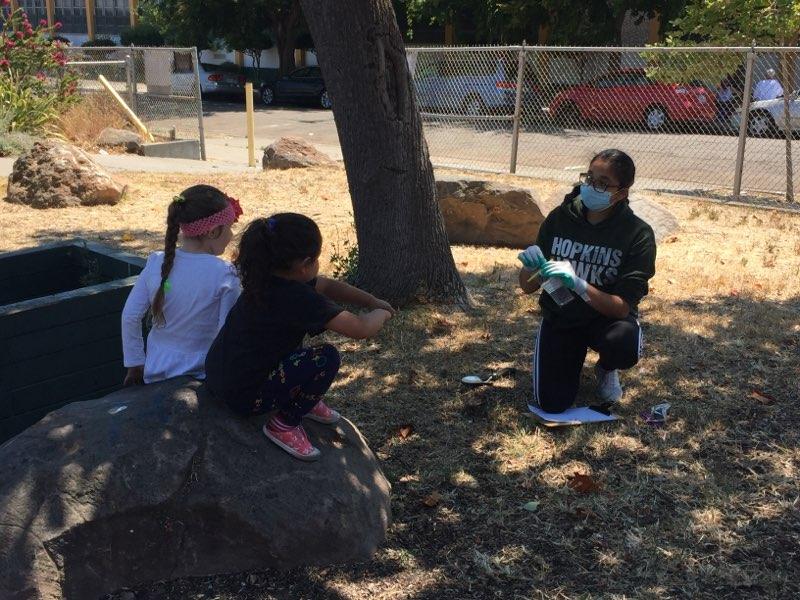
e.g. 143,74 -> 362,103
263,421 -> 320,461
304,400 -> 341,425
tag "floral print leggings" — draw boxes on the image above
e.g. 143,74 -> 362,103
248,344 -> 340,425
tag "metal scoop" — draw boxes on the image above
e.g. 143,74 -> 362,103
461,367 -> 514,386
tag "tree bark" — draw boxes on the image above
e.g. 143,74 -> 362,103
298,0 -> 469,306
271,2 -> 300,75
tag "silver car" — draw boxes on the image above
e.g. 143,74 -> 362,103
731,90 -> 800,137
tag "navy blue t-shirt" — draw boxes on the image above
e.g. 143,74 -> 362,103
205,276 -> 343,404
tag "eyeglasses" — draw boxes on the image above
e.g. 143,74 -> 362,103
579,172 -> 620,193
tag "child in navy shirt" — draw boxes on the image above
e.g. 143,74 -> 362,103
206,213 -> 393,461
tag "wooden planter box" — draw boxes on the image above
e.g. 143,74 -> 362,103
0,240 -> 145,443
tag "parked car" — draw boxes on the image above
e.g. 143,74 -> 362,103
171,56 -> 247,97
548,69 -> 716,132
260,67 -> 331,109
731,90 -> 800,137
413,55 -> 540,115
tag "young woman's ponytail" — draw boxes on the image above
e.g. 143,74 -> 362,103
235,213 -> 322,304
151,185 -> 231,327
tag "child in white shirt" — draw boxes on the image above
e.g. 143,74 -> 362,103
121,185 -> 242,385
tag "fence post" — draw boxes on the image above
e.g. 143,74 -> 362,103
509,42 -> 526,174
245,82 -> 256,168
124,53 -> 137,114
191,47 -> 207,161
733,44 -> 756,200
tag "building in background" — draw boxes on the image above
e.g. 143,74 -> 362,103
15,0 -> 135,44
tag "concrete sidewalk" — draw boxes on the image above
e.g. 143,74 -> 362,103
0,150 -> 251,177
0,135 -> 342,177
203,135 -> 344,165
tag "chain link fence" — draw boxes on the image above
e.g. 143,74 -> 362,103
407,46 -> 799,202
64,46 -> 206,159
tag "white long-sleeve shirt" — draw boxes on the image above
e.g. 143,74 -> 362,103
752,78 -> 784,101
121,249 -> 241,383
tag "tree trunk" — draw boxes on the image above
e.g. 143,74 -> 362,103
275,31 -> 296,75
272,3 -> 300,75
780,50 -> 795,203
298,0 -> 469,306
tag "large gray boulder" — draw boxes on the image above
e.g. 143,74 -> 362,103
544,189 -> 679,242
436,177 -> 547,248
628,194 -> 680,242
0,378 -> 391,600
262,136 -> 334,170
5,140 -> 126,209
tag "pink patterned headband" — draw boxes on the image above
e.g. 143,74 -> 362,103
179,197 -> 243,237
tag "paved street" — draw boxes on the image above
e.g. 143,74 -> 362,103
192,99 -> 797,197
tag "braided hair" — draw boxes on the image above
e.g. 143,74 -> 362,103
235,213 -> 322,305
151,184 -> 229,327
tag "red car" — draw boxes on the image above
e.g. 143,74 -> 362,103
548,69 -> 716,132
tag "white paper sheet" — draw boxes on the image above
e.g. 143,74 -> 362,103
527,405 -> 619,425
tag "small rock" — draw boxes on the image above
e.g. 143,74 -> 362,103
262,136 -> 333,170
97,127 -> 142,149
5,141 -> 126,209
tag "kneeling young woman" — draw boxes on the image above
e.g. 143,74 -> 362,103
518,149 -> 656,413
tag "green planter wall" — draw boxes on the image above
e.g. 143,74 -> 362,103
0,240 -> 145,444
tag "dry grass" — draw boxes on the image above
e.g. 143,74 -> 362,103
57,93 -> 133,150
3,168 -> 800,599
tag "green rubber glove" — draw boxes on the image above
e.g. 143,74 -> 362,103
541,260 -> 589,298
518,245 -> 547,271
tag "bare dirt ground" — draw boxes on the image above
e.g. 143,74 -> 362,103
3,167 -> 799,599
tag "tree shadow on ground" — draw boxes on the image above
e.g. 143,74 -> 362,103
114,261 -> 800,599
258,266 -> 799,599
5,229 -> 798,598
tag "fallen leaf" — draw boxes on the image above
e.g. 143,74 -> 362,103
750,390 -> 775,405
422,491 -> 442,508
521,501 -> 540,512
567,472 -> 603,494
396,423 -> 414,439
430,317 -> 454,335
121,232 -> 135,242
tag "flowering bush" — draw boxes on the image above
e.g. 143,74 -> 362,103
0,1 -> 78,133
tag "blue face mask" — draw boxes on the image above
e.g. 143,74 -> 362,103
580,183 -> 614,212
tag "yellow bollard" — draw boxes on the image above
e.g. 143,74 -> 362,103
245,82 -> 256,168
98,74 -> 155,142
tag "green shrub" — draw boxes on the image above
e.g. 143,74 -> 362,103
330,239 -> 359,283
120,24 -> 164,47
0,130 -> 36,156
0,5 -> 78,134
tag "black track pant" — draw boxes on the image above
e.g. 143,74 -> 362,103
531,315 -> 643,413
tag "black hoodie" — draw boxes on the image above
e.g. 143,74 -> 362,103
534,186 -> 657,330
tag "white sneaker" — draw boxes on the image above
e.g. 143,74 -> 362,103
595,363 -> 623,403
